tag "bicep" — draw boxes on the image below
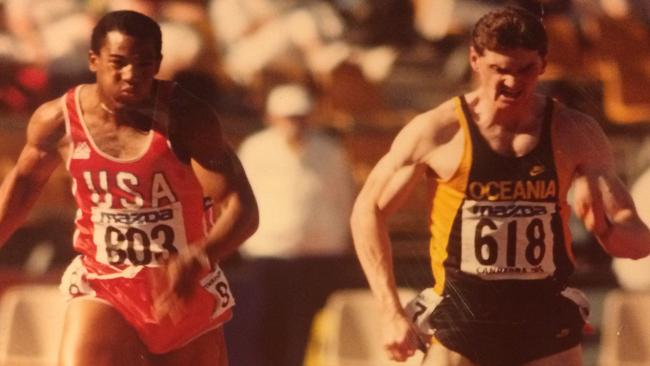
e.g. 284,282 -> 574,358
14,101 -> 65,182
355,120 -> 433,216
191,144 -> 250,201
356,150 -> 425,218
13,144 -> 61,184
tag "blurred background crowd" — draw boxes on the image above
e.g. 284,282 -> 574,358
2,0 -> 650,365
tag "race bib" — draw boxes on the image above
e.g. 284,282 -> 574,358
91,202 -> 189,267
460,200 -> 556,279
200,265 -> 235,319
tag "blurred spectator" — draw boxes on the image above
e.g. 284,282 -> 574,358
612,166 -> 650,291
1,0 -> 94,104
209,0 -> 349,87
238,84 -> 355,259
411,0 -> 499,42
336,0 -> 417,47
573,0 -> 650,26
226,83 -> 356,366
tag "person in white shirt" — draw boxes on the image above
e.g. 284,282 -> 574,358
238,83 -> 354,258
227,83 -> 357,366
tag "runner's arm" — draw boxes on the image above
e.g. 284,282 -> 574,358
181,99 -> 258,263
350,116 -> 435,361
151,91 -> 258,314
0,99 -> 65,246
570,116 -> 650,259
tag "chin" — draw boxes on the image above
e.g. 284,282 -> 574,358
494,98 -> 517,109
115,95 -> 147,108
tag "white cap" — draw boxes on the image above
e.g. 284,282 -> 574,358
266,84 -> 313,117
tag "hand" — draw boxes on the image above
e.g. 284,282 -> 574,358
573,174 -> 610,238
381,309 -> 425,362
150,246 -> 210,323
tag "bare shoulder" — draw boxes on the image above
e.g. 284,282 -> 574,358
403,98 -> 459,137
169,82 -> 224,148
170,82 -> 220,126
26,97 -> 67,149
553,102 -> 600,134
392,98 -> 460,160
167,82 -> 230,170
552,101 -> 614,169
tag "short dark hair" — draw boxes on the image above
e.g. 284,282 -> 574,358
471,7 -> 547,57
90,10 -> 162,57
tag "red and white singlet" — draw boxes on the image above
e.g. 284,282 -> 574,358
59,83 -> 234,353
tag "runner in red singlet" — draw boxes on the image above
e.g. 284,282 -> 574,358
0,10 -> 258,366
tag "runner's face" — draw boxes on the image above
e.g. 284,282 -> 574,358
89,30 -> 161,108
470,47 -> 545,109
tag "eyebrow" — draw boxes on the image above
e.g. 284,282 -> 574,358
489,61 -> 537,73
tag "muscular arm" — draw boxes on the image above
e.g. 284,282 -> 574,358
350,152 -> 424,315
350,111 -> 448,360
0,100 -> 64,246
564,111 -> 650,259
175,90 -> 259,263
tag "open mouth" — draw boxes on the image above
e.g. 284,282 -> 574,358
120,87 -> 136,95
499,88 -> 522,99
497,88 -> 524,101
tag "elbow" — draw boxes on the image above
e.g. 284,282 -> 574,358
350,201 -> 368,235
603,241 -> 650,260
242,194 -> 259,239
626,246 -> 650,260
248,205 -> 259,238
350,199 -> 383,237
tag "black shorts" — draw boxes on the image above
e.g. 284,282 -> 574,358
428,279 -> 585,366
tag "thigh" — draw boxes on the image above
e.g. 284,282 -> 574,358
58,298 -> 150,366
152,327 -> 228,366
523,344 -> 582,366
421,343 -> 476,366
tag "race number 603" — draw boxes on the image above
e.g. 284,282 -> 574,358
104,224 -> 177,265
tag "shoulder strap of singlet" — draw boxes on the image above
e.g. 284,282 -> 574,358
539,96 -> 555,146
438,96 -> 473,188
62,85 -> 88,144
458,94 -> 480,137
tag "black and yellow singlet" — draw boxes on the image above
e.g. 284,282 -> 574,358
429,95 -> 575,296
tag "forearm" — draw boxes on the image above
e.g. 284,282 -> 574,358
0,169 -> 46,246
351,206 -> 404,315
202,190 -> 259,263
597,213 -> 650,259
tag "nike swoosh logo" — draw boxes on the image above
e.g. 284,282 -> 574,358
529,165 -> 545,176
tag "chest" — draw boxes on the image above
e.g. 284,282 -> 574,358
85,118 -> 153,159
479,127 -> 541,158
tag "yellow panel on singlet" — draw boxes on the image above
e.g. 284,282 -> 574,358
428,96 -> 575,296
429,97 -> 473,295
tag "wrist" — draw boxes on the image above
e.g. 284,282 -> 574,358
187,245 -> 211,269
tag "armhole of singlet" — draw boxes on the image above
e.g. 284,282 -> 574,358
62,86 -> 79,170
542,96 -> 555,143
437,96 -> 472,188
